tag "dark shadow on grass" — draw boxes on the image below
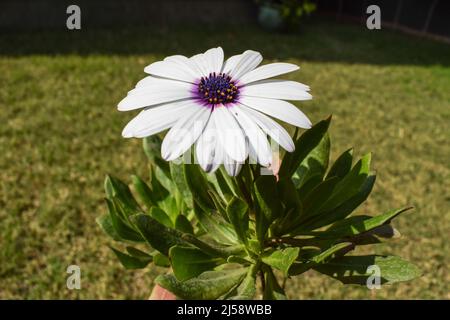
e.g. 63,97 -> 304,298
1,19 -> 450,66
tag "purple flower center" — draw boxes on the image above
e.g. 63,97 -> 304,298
197,72 -> 239,106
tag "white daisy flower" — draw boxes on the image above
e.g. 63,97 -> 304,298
119,47 -> 312,176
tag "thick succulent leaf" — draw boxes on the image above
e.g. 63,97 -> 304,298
292,133 -> 330,189
229,264 -> 258,300
169,246 -> 223,281
174,215 -> 194,234
130,213 -> 188,255
106,198 -> 143,242
313,255 -> 422,285
184,164 -> 215,210
226,197 -> 249,245
149,206 -> 173,228
263,267 -> 286,300
326,148 -> 353,179
193,202 -> 239,245
109,246 -> 152,269
262,247 -> 300,275
156,267 -> 247,300
279,116 -> 331,177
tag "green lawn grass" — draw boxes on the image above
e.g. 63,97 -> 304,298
0,20 -> 449,299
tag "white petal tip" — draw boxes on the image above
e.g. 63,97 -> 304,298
122,131 -> 134,138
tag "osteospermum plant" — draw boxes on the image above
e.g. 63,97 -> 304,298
98,48 -> 421,299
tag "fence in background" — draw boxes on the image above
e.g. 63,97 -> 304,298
0,0 -> 449,42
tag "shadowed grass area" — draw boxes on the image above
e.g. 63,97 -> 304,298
0,20 -> 449,299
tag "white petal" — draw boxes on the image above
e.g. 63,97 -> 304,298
164,55 -> 201,78
195,120 -> 224,173
230,105 -> 272,167
238,105 -> 295,152
161,105 -> 211,161
239,96 -> 312,128
118,81 -> 192,111
229,50 -> 263,80
222,54 -> 242,74
122,100 -> 196,138
203,47 -> 224,74
190,53 -> 210,78
144,60 -> 196,83
213,106 -> 247,162
224,154 -> 243,176
239,63 -> 299,85
241,79 -> 312,100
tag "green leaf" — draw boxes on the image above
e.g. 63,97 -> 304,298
226,197 -> 249,245
148,166 -> 171,204
106,198 -> 143,242
319,153 -> 372,213
126,246 -> 152,259
262,247 -> 299,275
273,178 -> 303,235
109,246 -> 152,269
174,215 -> 194,234
193,202 -> 239,245
96,214 -> 121,241
158,196 -> 179,223
169,246 -> 223,281
313,255 -> 422,285
153,253 -> 170,267
131,175 -> 154,208
292,133 -> 330,188
263,267 -> 286,300
300,176 -> 340,218
279,116 -> 331,177
156,267 -> 247,300
278,178 -> 302,217
215,167 -> 240,200
170,162 -> 193,208
143,135 -> 170,175
229,264 -> 258,300
105,175 -> 141,214
184,164 -> 215,210
289,242 -> 354,276
254,175 -> 282,224
149,207 -> 173,228
302,173 -> 376,230
321,207 -> 412,239
326,148 -> 353,179
130,213 -> 188,255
